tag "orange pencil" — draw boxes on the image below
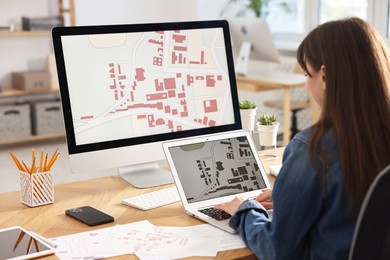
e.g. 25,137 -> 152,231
46,153 -> 60,171
22,160 -> 31,174
9,152 -> 23,171
43,154 -> 48,172
39,149 -> 44,172
32,148 -> 35,165
46,148 -> 58,169
31,157 -> 36,174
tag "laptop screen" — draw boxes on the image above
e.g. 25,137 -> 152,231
167,135 -> 268,203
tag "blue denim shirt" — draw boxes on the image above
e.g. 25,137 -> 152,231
229,127 -> 359,260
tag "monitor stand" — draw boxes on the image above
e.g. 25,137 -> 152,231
118,162 -> 174,189
235,41 -> 251,76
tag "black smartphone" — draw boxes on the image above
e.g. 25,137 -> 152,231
65,206 -> 114,226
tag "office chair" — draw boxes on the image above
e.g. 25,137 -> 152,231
349,164 -> 390,260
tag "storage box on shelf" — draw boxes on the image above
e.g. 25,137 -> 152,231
0,89 -> 64,145
12,71 -> 51,91
0,103 -> 31,140
31,100 -> 64,135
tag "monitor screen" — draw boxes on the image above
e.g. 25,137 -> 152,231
52,20 -> 241,188
227,17 -> 280,74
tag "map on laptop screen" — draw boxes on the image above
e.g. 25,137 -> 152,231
166,135 -> 268,203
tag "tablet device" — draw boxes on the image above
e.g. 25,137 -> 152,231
0,226 -> 55,260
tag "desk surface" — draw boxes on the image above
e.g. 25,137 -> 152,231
236,72 -> 306,92
0,148 -> 284,259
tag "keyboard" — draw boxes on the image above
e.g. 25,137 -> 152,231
199,208 -> 231,221
121,186 -> 180,210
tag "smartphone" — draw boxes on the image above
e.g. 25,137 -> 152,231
65,206 -> 114,226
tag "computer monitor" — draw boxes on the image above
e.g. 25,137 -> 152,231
227,17 -> 280,75
52,20 -> 241,188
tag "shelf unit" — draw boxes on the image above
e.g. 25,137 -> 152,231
0,29 -> 63,145
0,30 -> 51,37
0,133 -> 65,146
0,1 -> 75,145
0,88 -> 59,98
0,88 -> 64,146
58,0 -> 76,26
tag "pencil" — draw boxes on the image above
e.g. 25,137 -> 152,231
46,153 -> 60,171
47,148 -> 58,169
39,149 -> 44,172
9,152 -> 23,171
31,157 -> 36,174
43,154 -> 48,172
32,148 -> 35,166
22,160 -> 31,174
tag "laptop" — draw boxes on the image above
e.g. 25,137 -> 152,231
162,131 -> 271,233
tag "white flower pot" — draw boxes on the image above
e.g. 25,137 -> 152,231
240,108 -> 257,132
257,122 -> 279,147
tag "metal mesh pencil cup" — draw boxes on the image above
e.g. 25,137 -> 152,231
19,170 -> 54,207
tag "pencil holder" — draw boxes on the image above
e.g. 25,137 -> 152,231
19,171 -> 54,207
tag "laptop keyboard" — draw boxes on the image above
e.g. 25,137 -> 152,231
199,208 -> 231,221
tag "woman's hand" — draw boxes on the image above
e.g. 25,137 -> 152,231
256,189 -> 273,209
214,196 -> 246,215
215,189 -> 273,215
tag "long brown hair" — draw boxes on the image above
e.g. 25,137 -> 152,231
297,17 -> 390,208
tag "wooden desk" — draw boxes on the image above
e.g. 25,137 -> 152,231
236,72 -> 306,146
0,148 -> 284,259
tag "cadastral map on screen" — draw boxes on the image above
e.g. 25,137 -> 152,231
168,137 -> 267,203
61,28 -> 235,145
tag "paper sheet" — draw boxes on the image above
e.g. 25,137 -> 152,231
50,221 -> 246,259
51,220 -> 154,259
121,224 -> 223,259
51,226 -> 116,259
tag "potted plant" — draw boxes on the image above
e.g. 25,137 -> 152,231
257,114 -> 279,147
220,0 -> 292,18
239,100 -> 257,132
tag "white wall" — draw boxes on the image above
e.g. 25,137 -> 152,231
0,0 -> 198,89
74,0 -> 197,25
0,0 -> 310,134
0,0 -> 56,89
196,0 -> 228,20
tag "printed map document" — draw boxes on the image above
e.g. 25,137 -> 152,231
50,220 -> 246,259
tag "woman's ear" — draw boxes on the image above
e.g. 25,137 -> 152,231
320,65 -> 326,89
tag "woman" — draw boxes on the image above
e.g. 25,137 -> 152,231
216,17 -> 390,259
